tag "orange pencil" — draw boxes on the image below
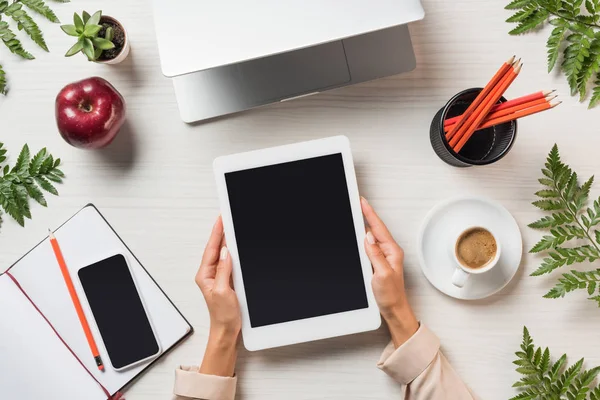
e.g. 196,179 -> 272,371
443,90 -> 554,127
452,63 -> 522,152
464,100 -> 560,131
444,95 -> 555,133
48,229 -> 105,372
445,55 -> 515,141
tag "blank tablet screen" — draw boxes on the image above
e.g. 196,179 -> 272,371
225,153 -> 368,328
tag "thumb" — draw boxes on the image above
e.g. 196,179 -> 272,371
215,246 -> 233,289
365,231 -> 392,275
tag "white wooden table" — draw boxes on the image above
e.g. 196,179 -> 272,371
1,1 -> 599,399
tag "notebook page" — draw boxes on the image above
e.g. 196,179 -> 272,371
0,274 -> 107,400
8,205 -> 191,395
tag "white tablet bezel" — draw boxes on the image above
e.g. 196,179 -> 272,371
213,136 -> 380,351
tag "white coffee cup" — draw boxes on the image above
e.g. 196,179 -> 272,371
451,226 -> 501,288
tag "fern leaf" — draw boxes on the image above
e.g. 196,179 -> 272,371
34,176 -> 57,195
530,255 -> 566,276
0,142 -> 6,165
19,0 -> 60,23
0,21 -> 34,59
577,39 -> 600,99
28,148 -> 46,175
563,33 -> 592,96
4,2 -> 49,51
0,63 -> 6,95
12,144 -> 30,174
548,25 -> 567,72
590,74 -> 600,108
24,182 -> 45,206
509,9 -> 550,35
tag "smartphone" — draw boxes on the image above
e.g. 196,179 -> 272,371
78,254 -> 161,371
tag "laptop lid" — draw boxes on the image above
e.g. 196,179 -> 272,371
153,0 -> 425,77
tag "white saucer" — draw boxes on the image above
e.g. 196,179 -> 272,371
417,196 -> 522,300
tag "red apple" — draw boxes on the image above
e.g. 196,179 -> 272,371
55,77 -> 126,149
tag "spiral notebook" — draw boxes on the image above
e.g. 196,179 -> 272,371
0,204 -> 193,400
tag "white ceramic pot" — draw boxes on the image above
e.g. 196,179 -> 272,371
95,16 -> 130,65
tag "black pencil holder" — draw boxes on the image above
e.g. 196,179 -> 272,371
430,88 -> 518,167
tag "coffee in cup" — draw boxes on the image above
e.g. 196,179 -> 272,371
451,226 -> 501,288
455,227 -> 497,269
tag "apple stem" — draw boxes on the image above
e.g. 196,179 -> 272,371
79,101 -> 93,113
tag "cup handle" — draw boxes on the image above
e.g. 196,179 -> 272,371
452,268 -> 470,288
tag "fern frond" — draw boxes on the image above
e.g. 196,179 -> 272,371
0,20 -> 34,59
548,24 -> 568,71
18,0 -> 60,23
0,63 -> 6,94
4,2 -> 49,51
590,74 -> 600,107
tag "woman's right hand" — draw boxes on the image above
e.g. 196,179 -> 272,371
361,197 -> 419,348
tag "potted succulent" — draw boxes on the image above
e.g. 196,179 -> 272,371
61,11 -> 130,64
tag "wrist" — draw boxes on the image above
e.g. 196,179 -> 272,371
201,327 -> 239,377
383,305 -> 419,348
208,325 -> 239,348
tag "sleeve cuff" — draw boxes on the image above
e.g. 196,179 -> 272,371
174,366 -> 237,400
377,323 -> 441,385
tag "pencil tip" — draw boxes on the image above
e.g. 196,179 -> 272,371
48,228 -> 54,238
551,101 -> 562,107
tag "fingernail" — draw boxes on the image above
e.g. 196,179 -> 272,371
366,232 -> 376,245
220,246 -> 228,260
361,196 -> 368,205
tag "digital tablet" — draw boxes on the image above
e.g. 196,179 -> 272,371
213,136 -> 380,351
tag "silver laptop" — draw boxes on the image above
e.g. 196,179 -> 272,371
152,1 -> 425,123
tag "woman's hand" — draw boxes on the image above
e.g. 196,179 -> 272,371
196,216 -> 241,376
361,197 -> 419,348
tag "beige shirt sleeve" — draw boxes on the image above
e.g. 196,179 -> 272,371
377,324 -> 474,399
172,366 -> 237,400
172,324 -> 471,400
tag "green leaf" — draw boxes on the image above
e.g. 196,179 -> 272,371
533,199 -> 564,211
0,21 -> 34,59
12,144 -> 30,174
34,176 -> 57,195
28,148 -> 46,175
60,24 -> 78,36
24,182 -> 46,206
4,3 -> 49,51
82,10 -> 90,23
0,63 -> 6,95
548,25 -> 568,72
19,0 -> 60,23
595,230 -> 600,245
509,9 -> 549,35
83,24 -> 101,37
65,38 -> 83,57
73,12 -> 83,31
87,10 -> 102,27
82,37 -> 95,60
535,189 -> 560,198
539,178 -> 555,186
92,37 -> 114,50
590,75 -> 600,108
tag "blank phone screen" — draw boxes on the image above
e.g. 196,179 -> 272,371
225,153 -> 368,328
78,254 -> 159,369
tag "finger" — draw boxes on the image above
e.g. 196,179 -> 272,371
197,217 -> 224,287
364,231 -> 392,274
200,216 -> 224,268
361,197 -> 395,244
361,197 -> 403,260
215,246 -> 233,290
